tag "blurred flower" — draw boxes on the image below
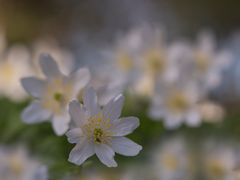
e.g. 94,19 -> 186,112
32,38 -> 75,76
202,140 -> 238,180
197,101 -> 225,123
103,28 -> 142,89
149,81 -> 201,129
0,146 -> 47,180
191,32 -> 232,92
0,45 -> 33,102
152,136 -> 194,180
132,27 -> 178,97
21,54 -> 90,135
66,87 -> 142,167
88,70 -> 123,106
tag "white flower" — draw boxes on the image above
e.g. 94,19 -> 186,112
0,146 -> 47,180
0,45 -> 33,102
191,31 -> 232,91
21,54 -> 90,135
88,69 -> 124,106
149,81 -> 201,129
102,26 -> 149,92
152,136 -> 194,180
32,38 -> 75,76
202,140 -> 237,180
197,101 -> 225,123
66,87 -> 142,167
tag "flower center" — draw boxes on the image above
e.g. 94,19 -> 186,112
163,154 -> 178,170
83,114 -> 112,144
1,63 -> 15,82
9,156 -> 23,175
93,128 -> 104,144
53,92 -> 64,102
41,78 -> 74,114
145,50 -> 165,75
167,93 -> 189,113
117,52 -> 133,71
195,52 -> 210,72
208,160 -> 225,177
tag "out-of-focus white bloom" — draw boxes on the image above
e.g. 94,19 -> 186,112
202,140 -> 238,180
190,32 -> 232,91
197,101 -> 225,123
0,146 -> 47,180
88,70 -> 123,106
66,87 -> 142,167
103,28 -> 142,89
105,26 -> 178,97
21,54 -> 90,135
132,27 -> 175,97
152,137 -> 194,180
0,45 -> 33,102
32,39 -> 75,76
149,81 -> 201,129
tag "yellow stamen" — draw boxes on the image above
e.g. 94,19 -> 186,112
167,93 -> 189,113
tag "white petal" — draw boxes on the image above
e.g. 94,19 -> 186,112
164,114 -> 183,129
97,85 -> 123,106
21,101 -> 51,123
68,139 -> 94,166
148,104 -> 165,120
52,113 -> 70,136
83,87 -> 100,116
32,166 -> 48,180
39,54 -> 61,78
69,100 -> 87,126
112,117 -> 139,136
66,128 -> 83,144
185,109 -> 201,127
71,68 -> 90,94
103,94 -> 124,121
95,144 -> 117,167
111,137 -> 142,156
21,77 -> 45,98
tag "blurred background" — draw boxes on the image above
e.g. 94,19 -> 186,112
1,0 -> 240,179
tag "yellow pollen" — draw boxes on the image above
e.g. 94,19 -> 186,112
41,78 -> 74,114
117,53 -> 133,71
195,52 -> 210,72
167,93 -> 189,113
144,49 -> 165,75
53,92 -> 63,102
83,114 -> 112,144
1,63 -> 15,81
9,156 -> 23,175
163,154 -> 178,170
94,128 -> 104,144
208,160 -> 225,177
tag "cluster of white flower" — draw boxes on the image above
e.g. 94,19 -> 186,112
101,26 -> 232,129
21,55 -> 142,167
0,146 -> 47,180
0,29 -> 75,103
64,136 -> 240,180
151,137 -> 240,180
0,24 -> 238,176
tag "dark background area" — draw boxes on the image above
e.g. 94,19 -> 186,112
0,0 -> 239,44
